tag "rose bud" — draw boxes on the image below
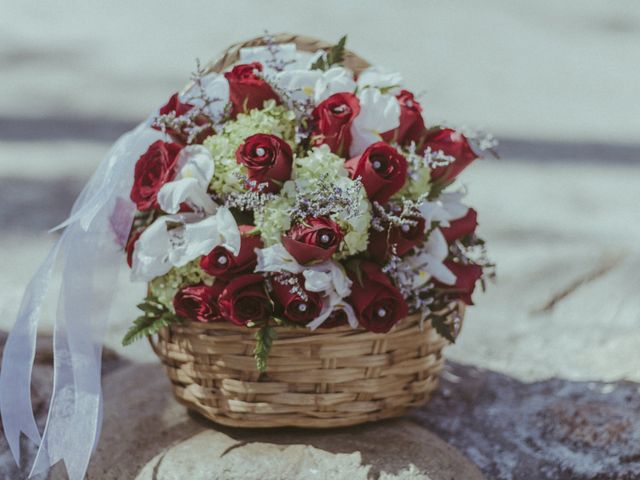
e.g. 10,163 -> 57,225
441,209 -> 478,243
224,62 -> 280,117
311,92 -> 361,157
152,92 -> 213,145
423,128 -> 478,184
173,283 -> 227,323
236,133 -> 293,193
435,261 -> 483,305
282,217 -> 343,265
381,90 -> 425,146
318,309 -> 350,329
368,215 -> 426,262
130,140 -> 182,211
270,276 -> 322,325
125,228 -> 144,268
200,225 -> 263,280
345,142 -> 408,203
347,261 -> 408,333
219,274 -> 272,326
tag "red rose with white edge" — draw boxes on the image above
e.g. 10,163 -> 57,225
173,283 -> 227,323
441,209 -> 478,243
347,261 -> 408,333
224,62 -> 280,117
368,214 -> 426,262
435,261 -> 483,305
345,141 -> 408,203
200,225 -> 262,280
236,133 -> 293,193
423,128 -> 478,184
219,274 -> 272,326
270,276 -> 323,325
282,217 -> 343,265
130,140 -> 182,211
311,92 -> 361,157
381,90 -> 425,146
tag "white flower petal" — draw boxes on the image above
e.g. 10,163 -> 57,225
349,88 -> 400,156
303,269 -> 332,293
314,67 -> 356,103
255,244 -> 303,274
157,178 -> 217,215
181,73 -> 229,119
357,66 -> 403,93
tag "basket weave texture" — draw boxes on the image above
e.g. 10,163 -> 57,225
150,33 -> 464,428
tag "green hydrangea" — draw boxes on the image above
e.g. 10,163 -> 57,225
293,144 -> 348,183
204,100 -> 297,195
254,192 -> 294,246
149,260 -> 213,312
395,166 -> 432,201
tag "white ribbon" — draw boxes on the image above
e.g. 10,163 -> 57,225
0,119 -> 161,479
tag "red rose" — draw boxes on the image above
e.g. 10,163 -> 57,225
441,209 -> 478,243
424,128 -> 478,184
436,261 -> 483,305
282,217 -> 343,265
345,142 -> 408,203
368,215 -> 426,262
347,261 -> 408,333
311,92 -> 360,157
381,90 -> 425,146
318,309 -> 350,329
130,140 -> 182,211
236,133 -> 293,193
153,92 -> 213,145
200,225 -> 262,280
270,276 -> 323,325
125,228 -> 143,268
173,283 -> 226,323
219,274 -> 272,326
224,62 -> 280,117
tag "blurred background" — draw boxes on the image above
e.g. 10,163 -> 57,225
1,1 -> 639,478
1,0 -> 639,375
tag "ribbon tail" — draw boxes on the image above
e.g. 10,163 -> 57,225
0,236 -> 63,463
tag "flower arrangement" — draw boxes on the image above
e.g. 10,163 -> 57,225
122,35 -> 495,371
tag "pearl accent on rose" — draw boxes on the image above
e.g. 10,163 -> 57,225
320,234 -> 331,244
377,308 -> 387,318
298,303 -> 307,312
401,224 -> 410,233
217,255 -> 228,265
372,160 -> 382,170
255,147 -> 266,156
406,99 -> 414,108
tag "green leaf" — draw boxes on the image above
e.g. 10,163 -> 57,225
254,325 -> 277,373
122,314 -> 174,346
311,35 -> 347,71
430,313 -> 456,343
345,258 -> 364,287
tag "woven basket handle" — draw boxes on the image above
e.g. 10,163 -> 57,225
205,32 -> 371,75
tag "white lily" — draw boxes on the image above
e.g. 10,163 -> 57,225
403,228 -> 456,288
131,207 -> 240,282
418,190 -> 469,228
356,66 -> 403,94
181,73 -> 229,120
255,244 -> 356,329
274,66 -> 356,106
349,87 -> 400,156
157,146 -> 217,215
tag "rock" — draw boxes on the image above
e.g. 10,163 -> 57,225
88,362 -> 484,480
414,362 -> 640,480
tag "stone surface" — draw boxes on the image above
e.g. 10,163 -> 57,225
88,362 -> 483,480
415,362 -> 640,480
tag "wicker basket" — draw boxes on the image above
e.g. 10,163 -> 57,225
149,33 -> 465,428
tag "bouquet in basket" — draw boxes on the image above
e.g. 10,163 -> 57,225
122,35 -> 495,371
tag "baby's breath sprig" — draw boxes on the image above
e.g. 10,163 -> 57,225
224,176 -> 278,214
371,199 -> 424,232
269,272 -> 308,301
289,174 -> 363,224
